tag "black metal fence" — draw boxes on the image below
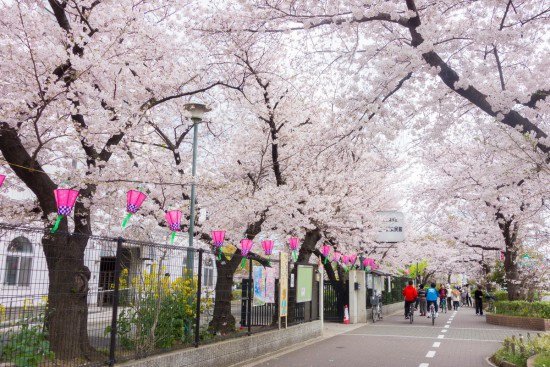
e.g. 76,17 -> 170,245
0,224 -> 318,367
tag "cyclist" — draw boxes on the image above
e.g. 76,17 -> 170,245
402,280 -> 418,320
426,282 -> 439,318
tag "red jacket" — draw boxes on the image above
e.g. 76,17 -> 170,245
402,285 -> 418,302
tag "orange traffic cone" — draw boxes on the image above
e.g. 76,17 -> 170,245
343,305 -> 350,324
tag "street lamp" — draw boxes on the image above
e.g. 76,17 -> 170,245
183,102 -> 211,278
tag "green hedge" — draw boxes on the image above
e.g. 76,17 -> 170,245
494,290 -> 508,301
495,301 -> 550,319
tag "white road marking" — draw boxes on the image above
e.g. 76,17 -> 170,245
444,325 -> 450,328
447,321 -> 452,324
426,351 -> 436,358
342,334 -> 502,343
442,330 -> 448,333
432,342 -> 441,348
419,364 -> 429,367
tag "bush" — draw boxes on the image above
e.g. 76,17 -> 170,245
1,315 -> 54,367
495,301 -> 550,319
534,352 -> 550,367
493,333 -> 550,367
107,264 -> 213,355
494,290 -> 509,301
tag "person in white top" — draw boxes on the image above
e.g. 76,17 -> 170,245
451,287 -> 461,310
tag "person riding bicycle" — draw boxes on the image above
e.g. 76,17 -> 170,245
426,282 -> 439,318
402,280 -> 418,320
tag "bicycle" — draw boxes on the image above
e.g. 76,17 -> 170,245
371,293 -> 383,323
429,303 -> 436,326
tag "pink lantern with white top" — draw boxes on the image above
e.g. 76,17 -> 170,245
0,174 -> 5,188
165,210 -> 182,244
51,188 -> 79,233
332,252 -> 342,263
121,190 -> 147,228
321,244 -> 331,265
289,237 -> 300,262
363,258 -> 375,272
212,230 -> 226,260
240,239 -> 254,268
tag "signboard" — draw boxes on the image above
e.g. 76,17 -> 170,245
253,266 -> 275,306
296,265 -> 313,303
279,252 -> 288,319
376,211 -> 405,242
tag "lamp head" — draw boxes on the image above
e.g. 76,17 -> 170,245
183,102 -> 211,120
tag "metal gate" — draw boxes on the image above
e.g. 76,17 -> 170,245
323,280 -> 348,322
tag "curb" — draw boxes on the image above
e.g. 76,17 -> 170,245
485,356 -> 498,367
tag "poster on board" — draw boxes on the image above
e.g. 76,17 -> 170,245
253,266 -> 276,305
279,252 -> 288,318
296,265 -> 313,303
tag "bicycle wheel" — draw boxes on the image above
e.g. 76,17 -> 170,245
431,311 -> 435,325
409,310 -> 414,324
379,305 -> 383,320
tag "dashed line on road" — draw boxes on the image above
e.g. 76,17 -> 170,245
419,364 -> 429,367
341,333 -> 502,343
444,325 -> 450,328
426,351 -> 436,358
441,329 -> 448,333
432,342 -> 441,348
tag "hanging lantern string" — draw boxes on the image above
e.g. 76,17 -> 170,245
0,158 -> 218,188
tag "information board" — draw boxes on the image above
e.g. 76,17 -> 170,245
279,252 -> 288,318
296,265 -> 313,303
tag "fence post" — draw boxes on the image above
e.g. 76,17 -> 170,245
247,258 -> 253,336
194,249 -> 203,348
108,237 -> 123,366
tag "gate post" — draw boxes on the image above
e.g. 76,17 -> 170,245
348,269 -> 366,323
108,237 -> 123,366
319,266 -> 324,329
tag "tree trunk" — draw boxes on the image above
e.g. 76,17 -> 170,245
42,220 -> 98,360
499,217 -> 521,301
208,255 -> 241,334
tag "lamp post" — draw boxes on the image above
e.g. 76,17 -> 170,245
183,102 -> 211,278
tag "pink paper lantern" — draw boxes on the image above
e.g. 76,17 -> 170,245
240,239 -> 254,268
121,190 -> 147,228
349,254 -> 357,267
332,252 -> 342,263
0,174 -> 5,188
289,237 -> 300,262
51,188 -> 79,233
165,210 -> 182,244
321,244 -> 331,264
240,239 -> 254,257
262,240 -> 274,256
212,230 -> 225,248
212,230 -> 226,260
342,255 -> 350,265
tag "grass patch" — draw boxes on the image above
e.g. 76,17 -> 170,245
534,352 -> 550,367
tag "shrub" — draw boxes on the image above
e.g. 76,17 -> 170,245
494,290 -> 509,301
534,352 -> 550,367
493,333 -> 550,367
106,263 -> 213,355
495,301 -> 550,319
1,315 -> 54,367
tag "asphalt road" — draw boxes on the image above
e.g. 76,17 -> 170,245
250,306 -> 526,367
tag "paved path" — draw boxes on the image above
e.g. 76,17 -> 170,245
248,306 -> 527,367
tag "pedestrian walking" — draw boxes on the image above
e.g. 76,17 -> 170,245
452,287 -> 461,310
466,285 -> 473,307
461,287 -> 468,306
418,284 -> 427,316
475,285 -> 484,315
439,284 -> 447,311
446,283 -> 452,311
